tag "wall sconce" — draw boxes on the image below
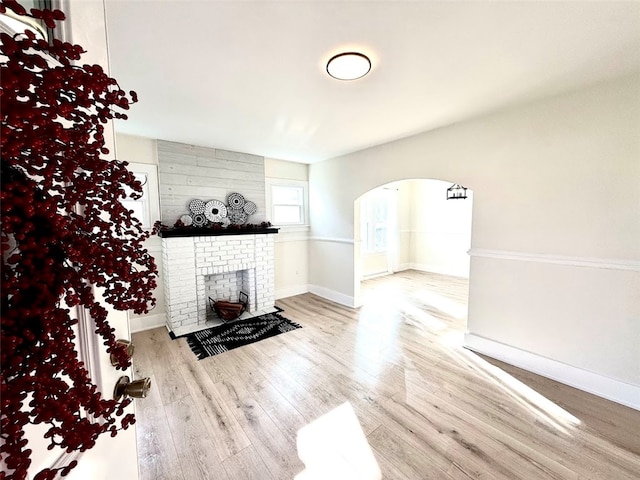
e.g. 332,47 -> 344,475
446,184 -> 468,200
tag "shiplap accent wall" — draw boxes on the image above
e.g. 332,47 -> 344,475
157,140 -> 266,225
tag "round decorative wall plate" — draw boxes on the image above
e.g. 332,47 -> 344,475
243,201 -> 257,215
192,213 -> 207,227
189,199 -> 205,215
227,192 -> 245,209
204,200 -> 227,223
227,208 -> 248,225
179,214 -> 193,226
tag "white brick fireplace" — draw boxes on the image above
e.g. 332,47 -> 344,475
161,231 -> 277,335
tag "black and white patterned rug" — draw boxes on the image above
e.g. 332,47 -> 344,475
178,311 -> 303,360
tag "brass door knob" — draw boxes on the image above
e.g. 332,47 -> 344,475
114,375 -> 151,401
110,339 -> 135,366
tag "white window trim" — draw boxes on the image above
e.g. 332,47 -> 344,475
123,162 -> 160,230
360,188 -> 395,254
265,177 -> 309,229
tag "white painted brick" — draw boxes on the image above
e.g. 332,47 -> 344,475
167,261 -> 195,270
164,233 -> 276,332
181,317 -> 197,326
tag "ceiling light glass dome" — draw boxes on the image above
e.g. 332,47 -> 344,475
326,52 -> 371,80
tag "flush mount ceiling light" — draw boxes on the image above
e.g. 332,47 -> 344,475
326,52 -> 371,80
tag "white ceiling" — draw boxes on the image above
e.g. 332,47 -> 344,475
105,1 -> 640,164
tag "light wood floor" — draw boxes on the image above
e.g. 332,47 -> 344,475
132,270 -> 640,479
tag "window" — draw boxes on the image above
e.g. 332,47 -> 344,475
122,172 -> 151,228
0,1 -> 54,44
266,179 -> 308,226
361,189 -> 393,252
121,163 -> 160,230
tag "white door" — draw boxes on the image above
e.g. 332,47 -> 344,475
61,2 -> 140,478
23,307 -> 139,480
23,1 -> 141,478
359,187 -> 398,279
21,307 -> 139,480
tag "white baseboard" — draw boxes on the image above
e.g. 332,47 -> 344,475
130,313 -> 166,333
308,284 -> 357,308
405,263 -> 470,278
276,284 -> 310,300
464,333 -> 640,411
361,271 -> 392,281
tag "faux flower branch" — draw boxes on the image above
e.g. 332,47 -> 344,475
1,1 -> 157,479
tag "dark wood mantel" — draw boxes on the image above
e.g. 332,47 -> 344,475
158,227 -> 279,238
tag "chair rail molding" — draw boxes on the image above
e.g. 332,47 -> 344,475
468,249 -> 640,272
309,236 -> 355,245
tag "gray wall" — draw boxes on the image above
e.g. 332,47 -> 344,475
157,140 -> 266,225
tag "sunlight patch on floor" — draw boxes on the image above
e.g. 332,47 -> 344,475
413,289 -> 468,319
448,347 -> 581,433
439,329 -> 465,347
354,298 -> 405,372
400,355 -> 441,398
359,296 -> 403,324
295,402 -> 381,480
397,301 -> 448,331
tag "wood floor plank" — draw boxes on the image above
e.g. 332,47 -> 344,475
133,326 -> 187,375
368,425 -> 456,480
133,375 -> 186,480
432,372 -> 632,479
153,363 -> 191,406
387,389 -> 577,480
132,270 -> 640,480
479,355 -> 640,455
251,347 -> 345,422
177,361 -> 251,461
163,395 -> 231,480
231,364 -> 309,442
222,446 -> 275,480
215,376 -> 305,479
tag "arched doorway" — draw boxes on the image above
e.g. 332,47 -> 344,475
354,178 -> 473,333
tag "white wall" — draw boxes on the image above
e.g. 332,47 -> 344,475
116,132 -> 158,167
265,158 -> 310,299
265,157 -> 308,181
309,74 -> 640,408
409,179 -> 473,277
358,179 -> 473,279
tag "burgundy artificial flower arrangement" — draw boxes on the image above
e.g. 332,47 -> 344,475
1,1 -> 157,479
